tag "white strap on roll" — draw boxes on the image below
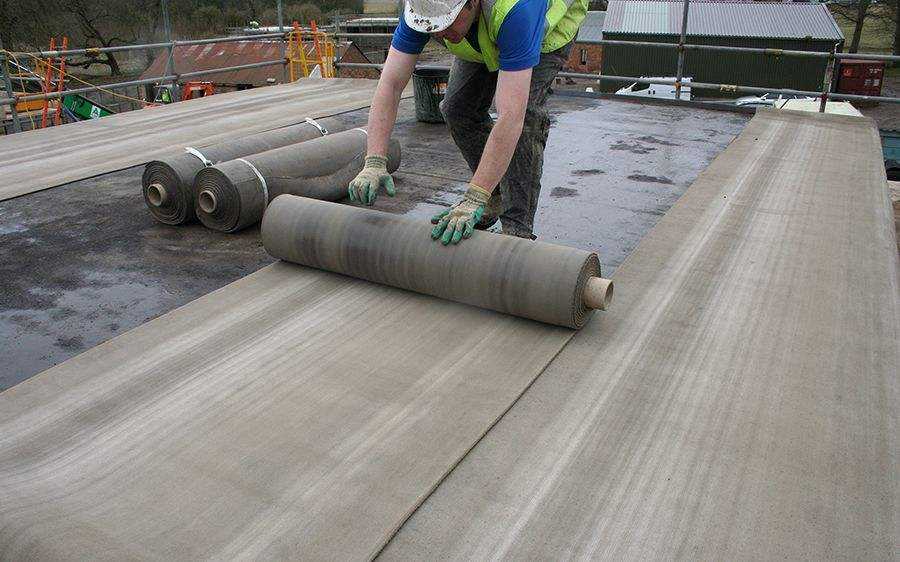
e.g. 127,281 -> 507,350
305,117 -> 329,136
237,158 -> 269,202
353,127 -> 368,137
184,146 -> 212,167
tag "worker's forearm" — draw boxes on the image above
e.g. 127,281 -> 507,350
470,68 -> 531,192
366,78 -> 405,157
470,113 -> 525,191
366,47 -> 416,158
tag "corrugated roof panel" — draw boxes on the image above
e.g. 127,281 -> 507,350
140,40 -> 360,86
622,2 -> 668,35
576,11 -> 606,42
604,0 -> 844,41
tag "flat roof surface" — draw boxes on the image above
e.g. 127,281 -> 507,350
0,94 -> 748,390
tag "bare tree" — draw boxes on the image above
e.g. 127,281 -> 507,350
286,3 -> 324,25
58,0 -> 129,74
880,0 -> 900,55
0,0 -> 69,50
831,0 -> 899,55
831,0 -> 873,53
895,0 -> 899,55
851,0 -> 871,52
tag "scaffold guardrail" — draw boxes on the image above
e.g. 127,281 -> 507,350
2,16 -> 899,135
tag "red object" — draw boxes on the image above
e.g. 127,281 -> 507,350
54,37 -> 68,126
40,37 -> 56,129
837,59 -> 885,97
181,81 -> 215,100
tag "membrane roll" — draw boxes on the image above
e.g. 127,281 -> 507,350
194,128 -> 401,233
141,117 -> 339,225
261,195 -> 605,329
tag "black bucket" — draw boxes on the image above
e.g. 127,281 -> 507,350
412,68 -> 449,123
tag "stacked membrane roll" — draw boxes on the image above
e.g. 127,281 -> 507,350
262,195 -> 609,329
194,128 -> 401,233
141,117 -> 338,225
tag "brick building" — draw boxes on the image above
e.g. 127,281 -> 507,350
566,11 -> 605,74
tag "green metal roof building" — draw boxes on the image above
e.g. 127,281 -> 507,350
600,0 -> 845,96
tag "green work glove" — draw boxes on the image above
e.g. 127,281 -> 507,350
430,183 -> 491,245
348,155 -> 395,205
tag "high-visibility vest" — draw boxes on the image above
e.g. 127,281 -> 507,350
444,0 -> 586,71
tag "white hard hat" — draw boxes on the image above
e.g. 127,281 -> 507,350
404,0 -> 468,33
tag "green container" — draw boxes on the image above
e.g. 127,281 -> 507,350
412,68 -> 449,123
62,94 -> 114,120
882,130 -> 900,180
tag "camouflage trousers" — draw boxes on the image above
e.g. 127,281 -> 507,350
439,45 -> 570,239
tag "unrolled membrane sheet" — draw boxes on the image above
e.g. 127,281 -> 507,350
141,116 -> 342,225
380,110 -> 899,559
0,197 -> 606,559
0,79 -> 398,202
194,129 -> 401,232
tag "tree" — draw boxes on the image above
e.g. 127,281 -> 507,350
58,0 -> 129,75
831,0 -> 898,55
223,6 -> 251,28
0,0 -> 72,50
880,0 -> 900,56
191,5 -> 225,35
285,3 -> 324,25
831,0 -> 873,53
850,0 -> 871,52
893,0 -> 900,56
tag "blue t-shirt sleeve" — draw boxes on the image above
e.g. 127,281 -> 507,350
391,16 -> 430,55
496,0 -> 547,71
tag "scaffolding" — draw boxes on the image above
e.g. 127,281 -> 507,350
334,35 -> 900,108
1,0 -> 900,134
288,20 -> 337,81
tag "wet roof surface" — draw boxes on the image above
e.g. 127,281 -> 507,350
0,94 -> 748,390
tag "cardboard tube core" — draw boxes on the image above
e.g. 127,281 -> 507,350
147,183 -> 168,207
198,190 -> 218,213
583,277 -> 614,311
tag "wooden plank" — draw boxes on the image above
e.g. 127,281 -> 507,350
381,110 -> 899,560
0,78 -> 388,201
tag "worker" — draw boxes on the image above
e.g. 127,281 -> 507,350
348,0 -> 587,244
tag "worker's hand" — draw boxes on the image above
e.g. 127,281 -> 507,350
349,155 -> 395,205
430,183 -> 491,245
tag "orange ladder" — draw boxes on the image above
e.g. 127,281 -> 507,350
40,36 -> 68,127
287,21 -> 336,81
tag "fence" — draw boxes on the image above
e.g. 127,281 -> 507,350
2,1 -> 899,134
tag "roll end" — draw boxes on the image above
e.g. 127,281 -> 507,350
147,183 -> 169,207
198,189 -> 218,213
142,160 -> 195,225
583,277 -> 613,311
